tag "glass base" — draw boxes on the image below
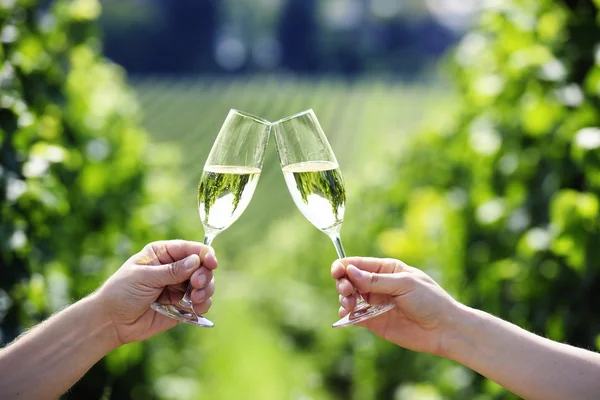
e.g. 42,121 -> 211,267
332,302 -> 395,328
150,302 -> 214,328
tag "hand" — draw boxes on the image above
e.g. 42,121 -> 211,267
332,257 -> 459,355
95,240 -> 217,345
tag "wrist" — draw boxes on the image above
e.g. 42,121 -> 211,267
85,292 -> 122,350
438,301 -> 484,363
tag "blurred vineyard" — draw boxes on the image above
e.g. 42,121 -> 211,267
5,0 -> 600,399
132,77 -> 454,400
133,77 -> 449,259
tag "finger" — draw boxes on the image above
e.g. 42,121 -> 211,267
191,279 -> 215,303
336,278 -> 354,297
346,264 -> 413,296
167,282 -> 187,293
339,294 -> 355,311
144,254 -> 200,287
338,306 -> 349,318
156,284 -> 184,304
193,298 -> 212,315
192,288 -> 207,303
331,260 -> 346,279
190,267 -> 213,289
361,292 -> 392,305
346,294 -> 357,310
205,278 -> 215,298
338,257 -> 410,274
156,289 -> 176,305
143,240 -> 215,265
202,252 -> 218,270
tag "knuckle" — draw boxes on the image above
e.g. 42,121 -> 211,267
369,272 -> 379,288
396,259 -> 409,272
159,242 -> 170,257
143,240 -> 161,251
137,243 -> 160,265
382,258 -> 396,272
142,243 -> 152,254
168,261 -> 180,280
397,274 -> 416,290
141,243 -> 156,258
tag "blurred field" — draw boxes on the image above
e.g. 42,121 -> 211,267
131,77 -> 453,399
6,1 -> 600,399
133,76 -> 449,259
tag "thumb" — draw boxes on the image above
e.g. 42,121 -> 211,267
150,254 -> 200,286
347,265 -> 410,296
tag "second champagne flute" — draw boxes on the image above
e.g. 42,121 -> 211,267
151,109 -> 271,327
272,109 -> 395,328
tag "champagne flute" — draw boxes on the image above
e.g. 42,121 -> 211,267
272,109 -> 395,328
151,109 -> 271,327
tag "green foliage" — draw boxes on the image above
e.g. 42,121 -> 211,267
7,0 -> 599,398
0,0 -> 188,398
358,0 -> 600,397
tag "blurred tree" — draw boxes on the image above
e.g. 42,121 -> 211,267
364,0 -> 600,397
1,0 -> 188,398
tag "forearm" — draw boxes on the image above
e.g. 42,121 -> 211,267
0,294 -> 120,399
441,304 -> 600,400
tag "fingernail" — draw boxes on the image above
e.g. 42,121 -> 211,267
184,255 -> 199,270
196,289 -> 206,301
198,273 -> 207,286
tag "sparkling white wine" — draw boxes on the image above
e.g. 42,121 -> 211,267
282,161 -> 346,232
198,165 -> 261,231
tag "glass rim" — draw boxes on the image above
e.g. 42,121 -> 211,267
272,109 -> 315,125
229,109 -> 271,125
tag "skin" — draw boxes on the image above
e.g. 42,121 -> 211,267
333,257 -> 600,400
0,240 -> 217,400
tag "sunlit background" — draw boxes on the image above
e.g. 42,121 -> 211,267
2,0 -> 600,399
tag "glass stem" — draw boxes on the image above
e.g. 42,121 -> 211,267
329,233 -> 368,307
179,234 -> 215,308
